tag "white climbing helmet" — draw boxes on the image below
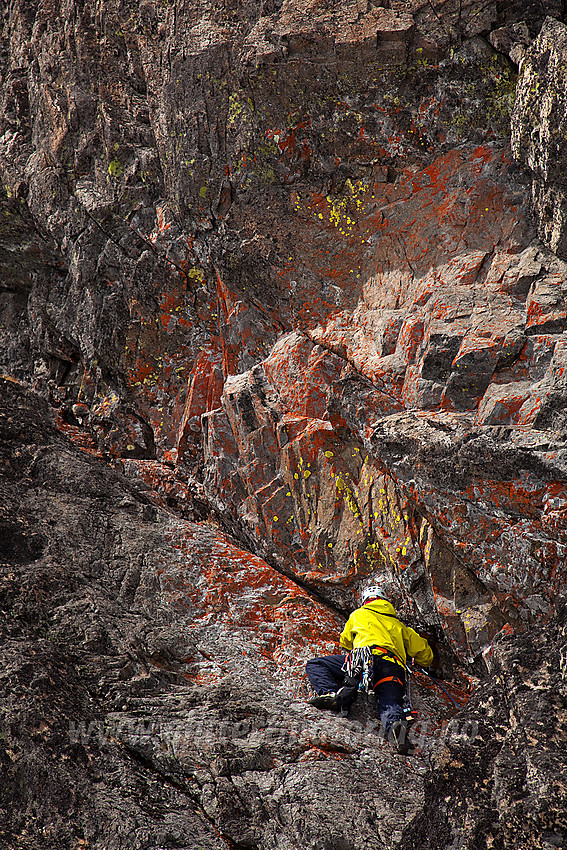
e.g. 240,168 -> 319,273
361,584 -> 389,604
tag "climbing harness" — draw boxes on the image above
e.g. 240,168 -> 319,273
373,674 -> 405,689
372,644 -> 406,668
341,610 -> 453,718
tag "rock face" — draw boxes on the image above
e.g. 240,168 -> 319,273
512,16 -> 567,259
1,0 -> 567,847
0,376 -> 448,849
401,608 -> 567,850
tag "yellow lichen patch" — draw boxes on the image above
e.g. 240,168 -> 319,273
188,267 -> 205,283
334,473 -> 364,527
292,178 -> 375,244
227,92 -> 254,127
364,540 -> 388,569
108,158 -> 123,178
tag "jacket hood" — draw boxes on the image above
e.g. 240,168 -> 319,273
363,598 -> 398,618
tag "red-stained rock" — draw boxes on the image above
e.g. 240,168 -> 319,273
177,348 -> 224,465
52,409 -> 105,458
526,275 -> 567,334
263,332 -> 348,420
88,392 -> 156,459
71,402 -> 90,421
476,381 -> 532,425
3,1 -> 567,845
402,365 -> 444,410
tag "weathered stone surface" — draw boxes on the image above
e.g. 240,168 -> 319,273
512,17 -> 567,258
1,376 -> 472,849
489,20 -> 534,65
2,0 -> 567,846
400,608 -> 567,850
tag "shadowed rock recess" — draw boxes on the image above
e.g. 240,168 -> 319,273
1,1 -> 567,847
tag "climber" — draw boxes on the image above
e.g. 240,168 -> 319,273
305,584 -> 434,755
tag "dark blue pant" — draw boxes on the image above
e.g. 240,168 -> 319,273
305,653 -> 405,732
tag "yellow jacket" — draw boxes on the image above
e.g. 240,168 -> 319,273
340,599 -> 434,669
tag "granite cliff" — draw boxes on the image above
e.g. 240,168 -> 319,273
1,1 -> 567,848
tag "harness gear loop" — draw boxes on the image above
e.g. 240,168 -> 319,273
342,645 -> 407,694
341,646 -> 374,692
373,675 -> 405,690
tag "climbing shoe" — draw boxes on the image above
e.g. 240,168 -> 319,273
389,719 -> 414,755
307,692 -> 338,711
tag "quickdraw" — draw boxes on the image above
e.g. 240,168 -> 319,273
342,645 -> 407,694
341,646 -> 375,693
